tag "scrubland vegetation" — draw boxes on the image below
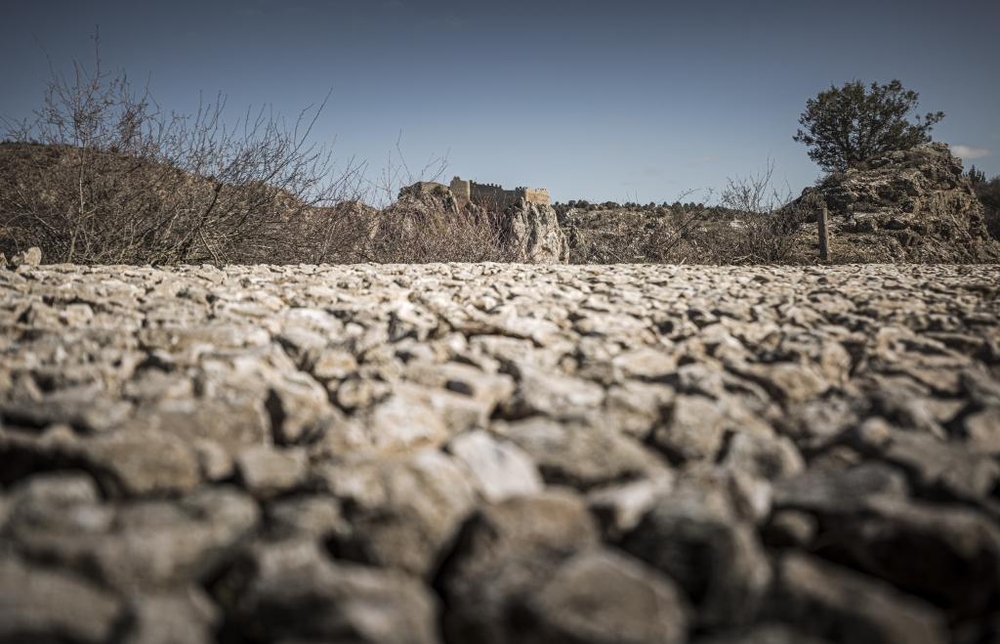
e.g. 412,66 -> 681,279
1,49 -> 996,266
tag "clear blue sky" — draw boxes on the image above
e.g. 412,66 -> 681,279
2,0 -> 998,204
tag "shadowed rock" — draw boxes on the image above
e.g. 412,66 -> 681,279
0,555 -> 124,643
766,554 -> 948,644
214,540 -> 439,644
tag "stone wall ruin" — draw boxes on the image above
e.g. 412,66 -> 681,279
450,176 -> 550,210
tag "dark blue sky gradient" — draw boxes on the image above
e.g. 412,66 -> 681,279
2,0 -> 998,203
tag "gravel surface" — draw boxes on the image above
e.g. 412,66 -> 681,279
1,262 -> 999,644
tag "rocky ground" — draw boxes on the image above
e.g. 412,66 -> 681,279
1,261 -> 999,644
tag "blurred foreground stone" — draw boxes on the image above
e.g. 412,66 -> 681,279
1,262 -> 999,643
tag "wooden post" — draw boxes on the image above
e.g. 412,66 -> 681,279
818,205 -> 829,262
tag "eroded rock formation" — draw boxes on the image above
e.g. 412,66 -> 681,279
798,143 -> 1000,262
485,198 -> 569,264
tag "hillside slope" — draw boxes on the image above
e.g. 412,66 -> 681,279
794,143 -> 1000,263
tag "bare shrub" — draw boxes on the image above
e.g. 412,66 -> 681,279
646,196 -> 717,263
289,200 -> 377,264
562,194 -> 714,264
356,178 -> 521,263
561,166 -> 820,266
0,35 -> 363,265
562,211 -> 655,263
708,161 -> 812,264
368,133 -> 450,209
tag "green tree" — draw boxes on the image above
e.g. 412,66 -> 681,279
793,80 -> 944,172
967,164 -> 986,185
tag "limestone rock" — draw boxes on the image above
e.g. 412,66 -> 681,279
772,453 -> 1000,618
320,450 -> 476,577
10,246 -> 42,268
849,418 -> 1000,502
696,623 -> 832,644
587,475 -> 674,540
192,439 -> 234,482
520,548 -> 690,644
311,346 -> 359,381
0,385 -> 132,434
733,361 -> 829,405
653,394 -> 727,464
719,431 -> 805,481
795,143 -> 1000,263
773,462 -> 910,515
404,360 -> 516,412
346,385 -> 469,454
81,429 -> 201,498
763,509 -> 819,549
264,495 -> 345,541
8,484 -> 259,591
621,488 -> 772,628
122,588 -> 220,644
496,200 -> 569,264
442,489 -> 599,573
0,555 -> 124,643
448,429 -> 544,502
959,406 -> 1000,454
236,445 -> 309,500
604,380 -> 676,439
501,365 -> 605,420
218,540 -> 439,644
767,553 -> 948,644
438,490 -> 600,643
494,417 -> 664,491
1,261 -> 999,641
265,371 -> 331,444
121,398 -> 269,457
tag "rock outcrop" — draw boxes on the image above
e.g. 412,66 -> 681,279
483,199 -> 569,264
798,143 -> 1000,262
1,246 -> 42,270
385,181 -> 568,263
2,262 -> 1000,643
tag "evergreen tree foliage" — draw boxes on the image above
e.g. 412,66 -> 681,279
793,80 -> 944,172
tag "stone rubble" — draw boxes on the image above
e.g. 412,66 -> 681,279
1,261 -> 999,643
797,143 -> 1000,263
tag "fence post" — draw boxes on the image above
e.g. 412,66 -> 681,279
818,204 -> 829,261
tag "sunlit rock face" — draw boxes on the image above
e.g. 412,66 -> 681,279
797,142 -> 1000,262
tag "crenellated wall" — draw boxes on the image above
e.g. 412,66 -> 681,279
450,176 -> 550,209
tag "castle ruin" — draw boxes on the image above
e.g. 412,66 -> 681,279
403,177 -> 551,210
449,177 -> 550,210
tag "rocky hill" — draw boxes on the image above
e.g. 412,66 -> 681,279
0,141 -> 321,265
4,141 -> 997,266
488,198 -> 569,263
559,204 -> 736,264
561,143 -> 1000,265
0,142 -> 570,265
795,143 -> 1000,263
